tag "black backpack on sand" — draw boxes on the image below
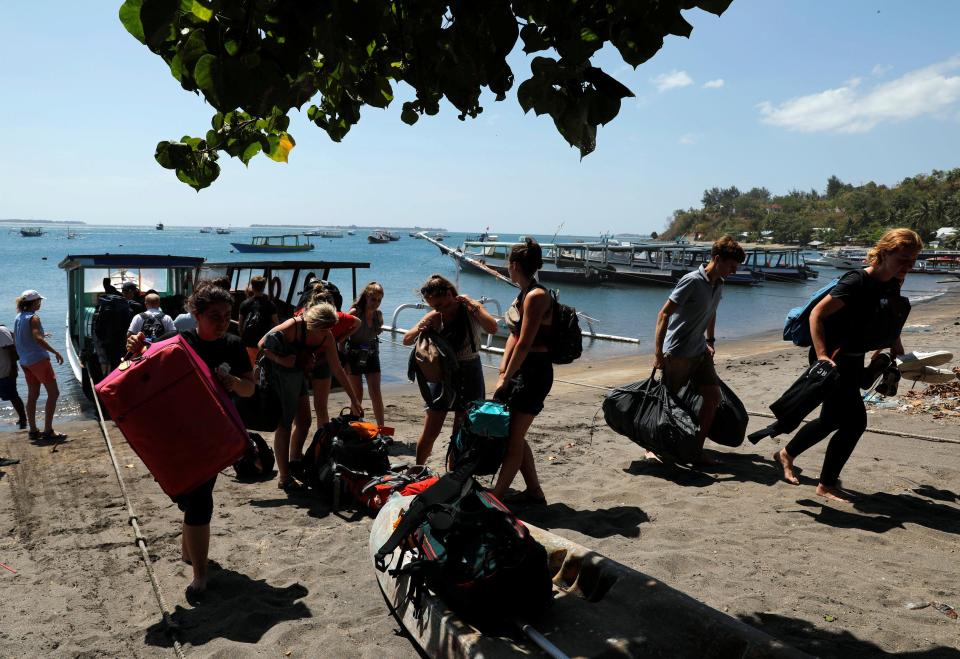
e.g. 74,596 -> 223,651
303,412 -> 391,490
233,432 -> 276,480
374,470 -> 553,630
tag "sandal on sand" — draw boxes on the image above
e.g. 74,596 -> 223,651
41,431 -> 67,442
278,479 -> 307,493
28,430 -> 42,440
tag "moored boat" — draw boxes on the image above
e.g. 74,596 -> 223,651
230,234 -> 314,253
199,227 -> 213,234
156,222 -> 164,230
370,495 -> 807,659
216,227 -> 232,234
812,247 -> 868,269
20,227 -> 44,237
368,230 -> 392,244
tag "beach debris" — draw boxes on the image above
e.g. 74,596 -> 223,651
0,562 -> 16,574
823,614 -> 836,622
125,463 -> 135,469
904,601 -> 930,610
932,602 -> 958,620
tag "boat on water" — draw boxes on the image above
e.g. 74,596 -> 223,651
370,495 -> 806,659
911,251 -> 960,275
199,227 -> 213,234
742,247 -> 818,282
156,223 -> 164,230
66,228 -> 79,240
20,227 -> 44,237
807,246 -> 868,269
216,227 -> 231,235
57,254 -> 369,398
347,229 -> 356,236
384,230 -> 401,241
368,230 -> 392,244
453,240 -> 610,285
230,234 -> 314,253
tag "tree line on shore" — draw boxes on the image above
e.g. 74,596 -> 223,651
663,168 -> 960,248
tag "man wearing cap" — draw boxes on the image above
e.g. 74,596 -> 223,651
14,290 -> 65,442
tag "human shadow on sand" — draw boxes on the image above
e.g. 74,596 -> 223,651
145,569 -> 310,648
248,491 -> 333,520
623,450 -> 807,488
738,611 -> 960,658
792,490 -> 960,535
515,503 -> 649,539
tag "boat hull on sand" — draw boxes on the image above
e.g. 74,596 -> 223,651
370,495 -> 808,659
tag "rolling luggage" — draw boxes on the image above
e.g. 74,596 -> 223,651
94,334 -> 249,497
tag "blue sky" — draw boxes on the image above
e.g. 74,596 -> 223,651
2,1 -> 959,234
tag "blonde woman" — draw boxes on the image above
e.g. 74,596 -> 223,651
259,303 -> 363,491
775,228 -> 923,502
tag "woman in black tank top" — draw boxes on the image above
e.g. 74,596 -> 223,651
492,238 -> 553,504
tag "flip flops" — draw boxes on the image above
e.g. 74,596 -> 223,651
278,478 -> 307,494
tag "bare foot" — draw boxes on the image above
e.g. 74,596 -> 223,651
816,483 -> 852,503
644,450 -> 663,463
773,449 -> 800,485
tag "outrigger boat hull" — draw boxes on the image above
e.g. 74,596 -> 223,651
370,495 -> 808,659
230,242 -> 315,253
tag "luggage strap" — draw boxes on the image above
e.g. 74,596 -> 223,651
374,468 -> 475,571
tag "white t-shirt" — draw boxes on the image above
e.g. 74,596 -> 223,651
128,308 -> 176,336
0,325 -> 14,378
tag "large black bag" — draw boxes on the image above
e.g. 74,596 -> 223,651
375,471 -> 552,628
679,379 -> 748,447
93,294 -> 137,368
748,359 -> 840,443
233,432 -> 276,480
302,412 -> 391,490
603,369 -> 700,463
547,291 -> 582,365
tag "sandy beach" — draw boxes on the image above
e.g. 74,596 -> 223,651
1,291 -> 959,658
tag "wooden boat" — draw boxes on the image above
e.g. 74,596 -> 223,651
439,239 -> 610,286
385,230 -> 401,241
200,227 -> 213,234
156,222 -> 164,230
20,227 -> 44,237
230,234 -> 314,253
370,495 -> 808,659
216,227 -> 232,234
742,248 -> 817,282
57,255 -> 370,399
368,230 -> 392,244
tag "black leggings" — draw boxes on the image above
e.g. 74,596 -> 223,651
785,354 -> 866,486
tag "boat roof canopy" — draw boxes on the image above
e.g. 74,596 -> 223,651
58,254 -> 206,271
203,260 -> 369,270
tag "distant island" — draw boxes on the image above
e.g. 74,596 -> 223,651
0,218 -> 85,225
663,167 -> 960,247
249,224 -> 446,231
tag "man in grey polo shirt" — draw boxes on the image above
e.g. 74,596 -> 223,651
653,236 -> 746,464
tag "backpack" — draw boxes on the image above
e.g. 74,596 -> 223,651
93,294 -> 136,347
296,279 -> 343,311
547,290 -> 582,364
233,432 -> 276,480
241,298 -> 267,345
407,329 -> 459,408
349,466 -> 439,512
302,412 -> 391,490
374,471 -> 553,628
782,278 -> 840,346
138,312 -> 166,343
448,400 -> 511,476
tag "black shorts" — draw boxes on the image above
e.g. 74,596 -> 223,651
174,475 -> 217,526
427,356 -> 485,413
345,347 -> 381,376
503,352 -> 553,416
0,376 -> 18,401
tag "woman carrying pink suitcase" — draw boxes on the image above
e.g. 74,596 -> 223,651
126,285 -> 255,599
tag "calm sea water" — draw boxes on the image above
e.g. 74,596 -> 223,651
0,225 -> 952,427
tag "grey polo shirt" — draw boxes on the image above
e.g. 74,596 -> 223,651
663,265 -> 723,358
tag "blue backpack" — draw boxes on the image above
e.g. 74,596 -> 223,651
448,400 -> 511,476
782,278 -> 840,346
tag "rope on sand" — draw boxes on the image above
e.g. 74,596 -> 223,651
382,337 -> 959,446
88,369 -> 186,659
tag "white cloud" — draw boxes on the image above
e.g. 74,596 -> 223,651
758,56 -> 960,133
703,78 -> 725,89
872,64 -> 892,77
678,133 -> 697,145
652,70 -> 693,92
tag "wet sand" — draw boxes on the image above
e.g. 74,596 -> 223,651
1,291 -> 958,657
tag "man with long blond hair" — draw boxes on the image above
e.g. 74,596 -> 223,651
775,228 -> 923,502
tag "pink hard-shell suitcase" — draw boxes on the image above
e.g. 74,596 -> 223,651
95,334 -> 248,497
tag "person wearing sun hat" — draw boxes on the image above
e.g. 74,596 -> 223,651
13,289 -> 66,442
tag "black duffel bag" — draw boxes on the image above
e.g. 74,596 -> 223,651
679,378 -> 748,447
748,359 -> 840,443
234,385 -> 281,433
603,369 -> 700,463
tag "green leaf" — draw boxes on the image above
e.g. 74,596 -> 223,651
240,140 -> 262,165
266,132 -> 295,162
400,102 -> 419,125
194,54 -> 225,110
154,141 -> 193,170
580,28 -> 599,42
118,0 -> 146,43
190,0 -> 213,22
140,0 -> 179,50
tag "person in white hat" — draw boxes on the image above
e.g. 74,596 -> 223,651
13,290 -> 65,442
